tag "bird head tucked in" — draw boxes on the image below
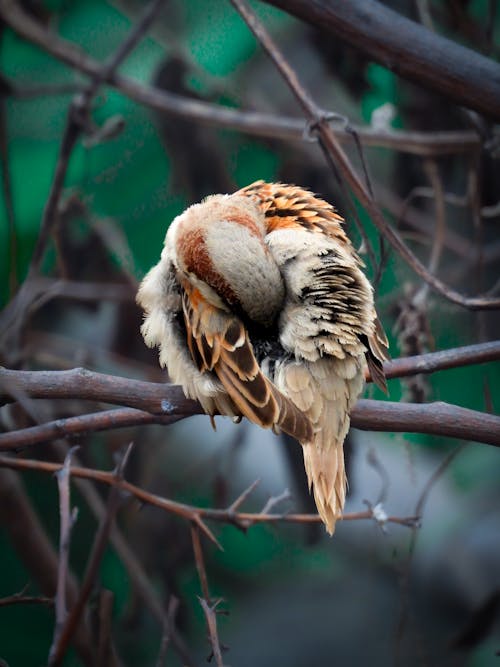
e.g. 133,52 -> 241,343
166,193 -> 285,328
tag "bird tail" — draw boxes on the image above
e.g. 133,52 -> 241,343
276,357 -> 365,535
302,434 -> 346,536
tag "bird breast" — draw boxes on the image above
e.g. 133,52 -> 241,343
168,193 -> 285,327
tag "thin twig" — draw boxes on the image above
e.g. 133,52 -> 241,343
155,596 -> 180,667
0,454 -> 421,530
1,0 -> 169,354
260,489 -> 292,515
0,469 -> 93,664
199,598 -> 225,667
191,523 -> 212,603
227,479 -> 261,512
0,587 -> 53,607
49,446 -> 79,664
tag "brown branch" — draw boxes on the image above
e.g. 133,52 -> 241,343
262,0 -> 500,120
155,597 -> 180,667
191,525 -> 227,665
0,589 -> 53,607
230,0 -> 500,311
0,454 -> 418,529
352,400 -> 500,446
191,524 -> 212,604
0,343 -> 499,448
199,598 -> 225,667
1,394 -> 499,449
380,340 -> 500,380
2,338 -> 499,412
0,3 -> 481,156
0,407 -> 183,450
0,367 -> 196,414
0,0 -> 168,353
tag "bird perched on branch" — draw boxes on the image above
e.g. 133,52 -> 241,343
137,181 -> 388,534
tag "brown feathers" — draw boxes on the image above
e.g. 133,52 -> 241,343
137,180 -> 388,535
181,279 -> 313,444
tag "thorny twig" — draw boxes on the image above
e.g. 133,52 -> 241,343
191,524 -> 227,666
46,441 -> 194,667
199,598 -> 226,667
0,454 -> 419,529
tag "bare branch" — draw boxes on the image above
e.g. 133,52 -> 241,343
353,400 -> 500,447
0,454 -> 419,529
262,0 -> 500,120
0,407 -> 183,450
199,598 -> 226,667
0,588 -> 53,608
380,340 -> 500,381
155,597 -> 180,667
46,442 -> 195,667
191,524 -> 212,604
1,348 -> 499,448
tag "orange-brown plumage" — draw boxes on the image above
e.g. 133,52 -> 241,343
137,181 -> 388,534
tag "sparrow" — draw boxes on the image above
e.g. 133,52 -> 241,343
137,181 -> 388,534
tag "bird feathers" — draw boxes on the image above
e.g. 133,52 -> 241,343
137,180 -> 388,535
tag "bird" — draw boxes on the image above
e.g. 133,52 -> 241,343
137,181 -> 388,534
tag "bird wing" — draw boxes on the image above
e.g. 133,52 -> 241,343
364,313 -> 390,393
238,180 -> 390,392
181,280 -> 313,443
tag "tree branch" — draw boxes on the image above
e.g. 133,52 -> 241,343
0,2 -> 481,156
0,454 -> 418,529
262,0 -> 500,120
381,340 -> 500,380
1,351 -> 499,448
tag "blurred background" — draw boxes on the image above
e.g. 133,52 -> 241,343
0,0 -> 499,665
